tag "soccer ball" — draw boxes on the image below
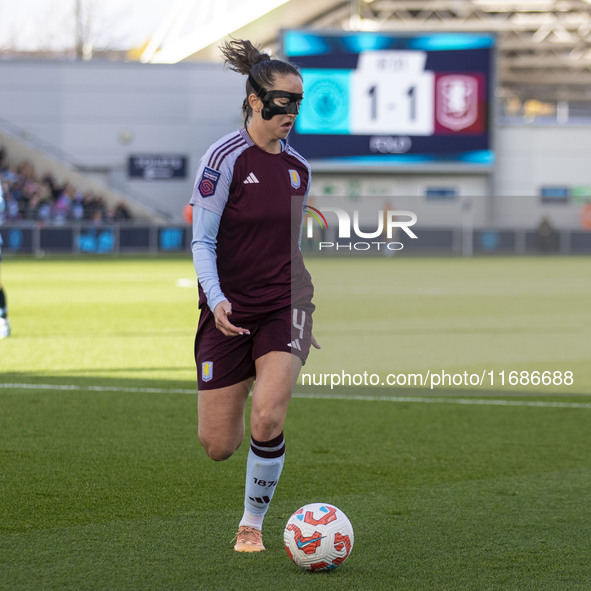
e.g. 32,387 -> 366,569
283,503 -> 354,571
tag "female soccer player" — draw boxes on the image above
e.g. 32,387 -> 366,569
0,183 -> 10,339
189,39 -> 317,552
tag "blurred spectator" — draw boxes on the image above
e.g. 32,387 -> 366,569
114,200 -> 132,221
71,192 -> 85,221
53,183 -> 74,223
537,216 -> 558,254
0,148 -> 132,224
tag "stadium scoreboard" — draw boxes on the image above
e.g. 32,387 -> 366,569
282,30 -> 495,169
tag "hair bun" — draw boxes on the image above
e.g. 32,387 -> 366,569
220,39 -> 270,75
250,49 -> 271,65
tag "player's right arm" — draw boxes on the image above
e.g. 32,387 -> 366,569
191,206 -> 250,337
190,137 -> 250,337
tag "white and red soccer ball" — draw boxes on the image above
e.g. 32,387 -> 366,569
283,503 -> 354,571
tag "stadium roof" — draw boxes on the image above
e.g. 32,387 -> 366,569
141,0 -> 591,108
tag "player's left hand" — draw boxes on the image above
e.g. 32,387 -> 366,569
311,333 -> 321,349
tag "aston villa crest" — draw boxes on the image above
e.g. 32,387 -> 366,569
289,169 -> 301,189
436,75 -> 478,132
201,361 -> 213,382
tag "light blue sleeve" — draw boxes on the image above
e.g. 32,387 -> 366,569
191,205 -> 227,313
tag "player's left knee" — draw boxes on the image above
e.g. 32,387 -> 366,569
250,411 -> 283,442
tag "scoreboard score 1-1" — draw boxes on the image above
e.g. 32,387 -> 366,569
283,31 -> 495,168
352,51 -> 434,136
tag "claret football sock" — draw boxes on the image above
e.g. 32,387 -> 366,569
239,433 -> 285,530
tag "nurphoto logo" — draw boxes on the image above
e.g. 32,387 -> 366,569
304,205 -> 418,252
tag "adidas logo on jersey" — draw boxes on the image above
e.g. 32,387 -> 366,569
287,339 -> 302,351
243,172 -> 259,184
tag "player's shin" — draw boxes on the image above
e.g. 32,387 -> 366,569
239,432 -> 286,530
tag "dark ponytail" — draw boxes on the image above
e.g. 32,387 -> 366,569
220,38 -> 301,125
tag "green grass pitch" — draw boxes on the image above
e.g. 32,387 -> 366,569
1,255 -> 590,590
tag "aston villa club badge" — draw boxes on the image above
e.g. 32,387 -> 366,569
289,169 -> 301,189
201,361 -> 213,382
436,75 -> 478,132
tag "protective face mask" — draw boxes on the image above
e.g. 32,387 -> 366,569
248,74 -> 303,120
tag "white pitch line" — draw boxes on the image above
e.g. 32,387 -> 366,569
1,382 -> 591,409
0,383 -> 196,395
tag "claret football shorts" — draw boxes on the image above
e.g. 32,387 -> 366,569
194,304 -> 314,390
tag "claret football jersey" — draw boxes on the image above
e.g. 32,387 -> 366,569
190,128 -> 314,315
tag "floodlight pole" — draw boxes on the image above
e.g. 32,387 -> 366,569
461,197 -> 474,257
